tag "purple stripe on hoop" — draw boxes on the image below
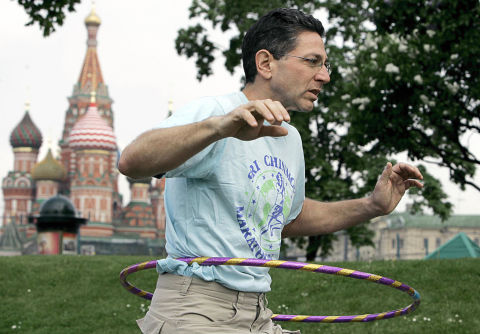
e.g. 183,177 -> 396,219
347,271 -> 372,279
315,265 -> 343,274
378,277 -> 395,285
272,314 -> 298,321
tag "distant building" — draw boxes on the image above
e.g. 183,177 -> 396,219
321,212 -> 480,262
1,7 -> 166,255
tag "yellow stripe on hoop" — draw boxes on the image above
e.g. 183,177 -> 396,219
391,281 -> 403,288
366,274 -> 383,282
335,269 -> 355,276
137,262 -> 149,271
290,315 -> 310,322
300,264 -> 323,271
352,314 -> 368,322
137,291 -> 148,297
321,316 -> 340,323
375,313 -> 387,320
225,258 -> 248,265
262,260 -> 286,268
190,257 -> 210,265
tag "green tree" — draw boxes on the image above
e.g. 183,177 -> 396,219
175,0 -> 479,259
13,0 -> 81,36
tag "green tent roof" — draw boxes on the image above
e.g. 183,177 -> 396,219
425,232 -> 480,259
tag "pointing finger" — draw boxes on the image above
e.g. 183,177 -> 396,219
392,163 -> 423,180
404,179 -> 424,190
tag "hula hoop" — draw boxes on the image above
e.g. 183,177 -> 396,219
119,257 -> 421,323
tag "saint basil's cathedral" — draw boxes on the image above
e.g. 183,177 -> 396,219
0,8 -> 166,255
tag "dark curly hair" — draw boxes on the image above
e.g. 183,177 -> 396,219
242,8 -> 325,84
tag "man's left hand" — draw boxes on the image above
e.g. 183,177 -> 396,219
370,162 -> 424,215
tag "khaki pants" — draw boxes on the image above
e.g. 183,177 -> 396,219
137,273 -> 300,334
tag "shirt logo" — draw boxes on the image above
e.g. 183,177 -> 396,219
236,155 -> 296,259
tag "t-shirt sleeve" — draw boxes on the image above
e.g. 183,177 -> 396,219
285,129 -> 306,225
158,97 -> 226,179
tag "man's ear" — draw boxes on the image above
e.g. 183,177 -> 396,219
255,49 -> 274,80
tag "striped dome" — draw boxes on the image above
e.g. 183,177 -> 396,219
31,149 -> 66,181
68,103 -> 116,151
10,111 -> 43,149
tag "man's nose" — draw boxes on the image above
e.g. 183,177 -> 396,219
314,68 -> 330,83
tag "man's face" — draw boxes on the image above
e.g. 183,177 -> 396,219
269,31 -> 330,112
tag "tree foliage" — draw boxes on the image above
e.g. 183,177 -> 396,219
175,0 -> 479,259
14,0 -> 81,37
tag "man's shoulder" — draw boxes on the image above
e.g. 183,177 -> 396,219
211,91 -> 247,113
179,91 -> 245,116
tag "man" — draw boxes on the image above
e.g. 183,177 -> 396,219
119,8 -> 423,334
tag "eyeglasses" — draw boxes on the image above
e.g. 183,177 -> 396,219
283,55 -> 331,75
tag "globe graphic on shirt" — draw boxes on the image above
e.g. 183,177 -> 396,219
245,169 -> 295,259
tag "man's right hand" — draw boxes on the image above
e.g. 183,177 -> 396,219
213,99 -> 290,141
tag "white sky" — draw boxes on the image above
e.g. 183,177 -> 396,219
1,0 -> 479,224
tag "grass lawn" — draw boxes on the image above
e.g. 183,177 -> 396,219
0,256 -> 478,333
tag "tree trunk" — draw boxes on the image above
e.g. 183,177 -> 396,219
306,235 -> 321,261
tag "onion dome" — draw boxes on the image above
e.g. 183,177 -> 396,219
85,7 -> 101,26
10,105 -> 43,149
68,93 -> 116,151
31,149 -> 66,181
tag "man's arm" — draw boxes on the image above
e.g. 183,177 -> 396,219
118,99 -> 290,179
282,162 -> 424,237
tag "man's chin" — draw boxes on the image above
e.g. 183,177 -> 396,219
285,99 -> 315,113
295,102 -> 315,113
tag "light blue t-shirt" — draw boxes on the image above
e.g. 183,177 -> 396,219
156,91 -> 305,292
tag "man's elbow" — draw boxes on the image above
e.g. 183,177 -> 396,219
118,149 -> 136,178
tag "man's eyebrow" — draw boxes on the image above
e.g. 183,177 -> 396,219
307,53 -> 327,61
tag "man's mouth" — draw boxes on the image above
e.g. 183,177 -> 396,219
306,89 -> 321,100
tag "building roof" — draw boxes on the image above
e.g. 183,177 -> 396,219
31,149 -> 66,181
425,232 -> 480,259
0,222 -> 24,251
10,109 -> 43,149
39,194 -> 77,218
68,99 -> 117,151
84,7 -> 101,26
78,7 -> 104,94
385,212 -> 480,229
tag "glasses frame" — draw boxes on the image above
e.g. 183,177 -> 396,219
282,54 -> 331,75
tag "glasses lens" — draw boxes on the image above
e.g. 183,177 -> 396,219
324,62 -> 331,74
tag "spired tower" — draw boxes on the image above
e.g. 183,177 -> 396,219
68,92 -> 117,237
59,6 -> 115,195
2,103 -> 42,235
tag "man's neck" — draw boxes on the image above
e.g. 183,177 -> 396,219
242,82 -> 272,101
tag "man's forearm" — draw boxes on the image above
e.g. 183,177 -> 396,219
282,197 -> 381,237
118,117 -> 222,179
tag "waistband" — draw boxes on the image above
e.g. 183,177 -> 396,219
156,273 -> 265,306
